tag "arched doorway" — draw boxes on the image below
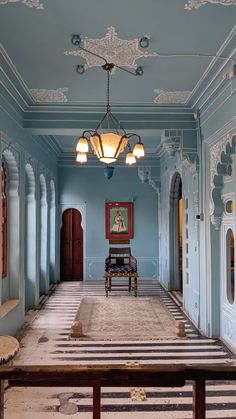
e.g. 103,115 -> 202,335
169,172 -> 183,295
60,209 -> 83,281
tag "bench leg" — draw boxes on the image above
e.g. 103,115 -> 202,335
93,384 -> 101,419
129,277 -> 131,292
193,379 -> 205,419
0,380 -> 4,419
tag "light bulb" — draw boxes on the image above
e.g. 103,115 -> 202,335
133,142 -> 145,158
76,152 -> 87,163
76,136 -> 89,153
125,152 -> 136,165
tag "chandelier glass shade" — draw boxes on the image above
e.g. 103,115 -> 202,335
90,133 -> 128,164
75,63 -> 145,167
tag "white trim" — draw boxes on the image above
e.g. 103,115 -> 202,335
190,25 -> 236,106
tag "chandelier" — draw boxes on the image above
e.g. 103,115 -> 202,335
76,62 -> 145,172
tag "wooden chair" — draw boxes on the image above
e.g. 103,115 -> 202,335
104,247 -> 138,297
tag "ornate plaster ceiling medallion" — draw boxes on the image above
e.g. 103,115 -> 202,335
154,89 -> 191,104
185,0 -> 236,9
0,0 -> 43,9
64,27 -> 158,72
30,88 -> 68,103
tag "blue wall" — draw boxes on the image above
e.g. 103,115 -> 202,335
59,166 -> 159,280
0,107 -> 58,336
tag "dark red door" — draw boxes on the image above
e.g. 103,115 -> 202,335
60,209 -> 83,281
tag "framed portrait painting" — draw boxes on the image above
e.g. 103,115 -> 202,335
105,202 -> 133,239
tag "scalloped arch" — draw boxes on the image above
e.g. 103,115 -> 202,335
25,163 -> 36,197
210,133 -> 236,229
39,173 -> 47,201
2,148 -> 19,193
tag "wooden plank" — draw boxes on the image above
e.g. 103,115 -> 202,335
193,380 -> 205,419
0,380 -> 4,419
0,365 -> 186,388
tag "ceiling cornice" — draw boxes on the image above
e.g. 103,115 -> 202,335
189,24 -> 236,108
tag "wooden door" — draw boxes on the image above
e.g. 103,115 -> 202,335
60,209 -> 83,281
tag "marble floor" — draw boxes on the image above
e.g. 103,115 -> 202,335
4,281 -> 236,418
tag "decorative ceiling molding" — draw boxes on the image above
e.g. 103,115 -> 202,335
0,0 -> 44,9
64,27 -> 158,72
185,0 -> 236,10
154,90 -> 192,104
30,88 -> 68,103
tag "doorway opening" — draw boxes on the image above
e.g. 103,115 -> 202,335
169,172 -> 183,304
60,209 -> 83,281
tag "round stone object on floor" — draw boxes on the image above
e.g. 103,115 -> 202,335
59,402 -> 78,415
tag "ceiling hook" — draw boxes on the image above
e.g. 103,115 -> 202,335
135,66 -> 144,76
139,36 -> 149,49
72,34 -> 82,47
76,64 -> 85,74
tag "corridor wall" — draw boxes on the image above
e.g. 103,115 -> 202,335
0,107 -> 59,336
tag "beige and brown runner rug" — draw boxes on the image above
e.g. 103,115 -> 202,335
73,296 -> 177,341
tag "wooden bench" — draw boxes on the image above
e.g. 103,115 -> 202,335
104,247 -> 138,297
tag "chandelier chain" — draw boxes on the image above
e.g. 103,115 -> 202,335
106,69 -> 110,112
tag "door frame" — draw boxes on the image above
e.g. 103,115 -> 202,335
60,203 -> 86,280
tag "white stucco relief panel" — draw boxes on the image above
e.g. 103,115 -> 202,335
0,0 -> 43,9
185,0 -> 236,9
64,27 -> 158,73
30,88 -> 68,103
154,90 -> 191,104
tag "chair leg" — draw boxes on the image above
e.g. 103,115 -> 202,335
105,277 -> 108,297
134,276 -> 138,297
129,277 -> 131,292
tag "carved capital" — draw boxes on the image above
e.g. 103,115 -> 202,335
138,167 -> 160,194
161,130 -> 182,156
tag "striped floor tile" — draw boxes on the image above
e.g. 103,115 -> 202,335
4,280 -> 236,418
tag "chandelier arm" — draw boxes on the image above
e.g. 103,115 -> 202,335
126,133 -> 142,142
95,110 -> 110,131
114,136 -> 128,159
108,111 -> 125,132
109,111 -> 122,130
82,129 -> 97,137
98,134 -> 105,159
